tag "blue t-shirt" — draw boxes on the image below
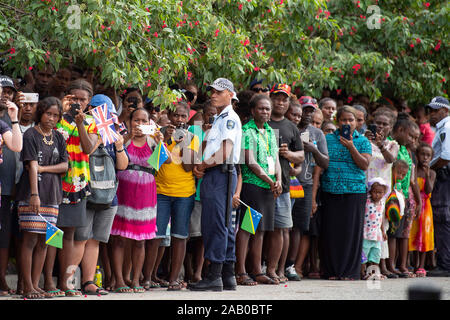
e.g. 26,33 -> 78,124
321,129 -> 372,194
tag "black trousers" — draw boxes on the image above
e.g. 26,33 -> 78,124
320,192 -> 367,279
431,176 -> 450,271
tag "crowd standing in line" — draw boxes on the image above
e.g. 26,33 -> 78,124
0,66 -> 449,299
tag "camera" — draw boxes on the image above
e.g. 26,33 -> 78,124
127,96 -> 139,110
69,103 -> 81,118
174,123 -> 188,141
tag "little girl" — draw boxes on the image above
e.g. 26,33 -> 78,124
361,177 -> 389,280
16,97 -> 68,299
408,143 -> 436,277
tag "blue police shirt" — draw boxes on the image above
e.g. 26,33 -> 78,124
203,105 -> 242,164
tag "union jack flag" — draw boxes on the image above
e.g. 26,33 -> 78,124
91,103 -> 119,146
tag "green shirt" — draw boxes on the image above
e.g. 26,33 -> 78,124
241,119 -> 279,189
391,137 -> 412,198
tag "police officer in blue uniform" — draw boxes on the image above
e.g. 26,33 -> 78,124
189,78 -> 242,291
426,96 -> 450,277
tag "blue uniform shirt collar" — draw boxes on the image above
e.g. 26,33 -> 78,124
214,104 -> 233,122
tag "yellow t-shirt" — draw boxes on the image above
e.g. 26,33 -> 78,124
156,133 -> 199,197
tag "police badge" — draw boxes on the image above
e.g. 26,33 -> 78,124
226,120 -> 235,129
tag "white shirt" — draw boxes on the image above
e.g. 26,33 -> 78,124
203,105 -> 242,164
431,116 -> 450,166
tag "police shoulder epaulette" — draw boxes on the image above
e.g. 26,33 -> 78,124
218,112 -> 229,119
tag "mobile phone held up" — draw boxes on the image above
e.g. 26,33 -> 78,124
22,93 -> 39,103
340,124 -> 351,140
368,124 -> 377,137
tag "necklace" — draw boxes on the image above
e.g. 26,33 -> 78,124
37,124 -> 54,146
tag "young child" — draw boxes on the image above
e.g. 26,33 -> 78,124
361,178 -> 389,280
408,143 -> 436,277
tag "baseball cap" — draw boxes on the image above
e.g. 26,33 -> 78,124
270,83 -> 291,96
89,94 -> 117,115
206,78 -> 235,93
425,96 -> 450,110
298,96 -> 318,109
249,78 -> 264,89
0,75 -> 17,92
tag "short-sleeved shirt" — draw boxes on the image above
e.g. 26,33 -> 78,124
363,198 -> 385,242
16,127 -> 68,205
297,125 -> 328,185
367,138 -> 399,193
155,130 -> 200,198
203,105 -> 242,164
241,119 -> 279,189
268,118 -> 304,193
56,114 -> 98,204
321,129 -> 372,194
431,116 -> 450,166
0,119 -> 10,162
0,114 -> 16,196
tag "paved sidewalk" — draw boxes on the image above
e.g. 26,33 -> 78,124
2,275 -> 449,300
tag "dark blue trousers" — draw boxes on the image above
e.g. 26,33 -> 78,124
200,166 -> 237,264
431,176 -> 450,271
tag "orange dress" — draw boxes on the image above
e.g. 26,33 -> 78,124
408,177 -> 434,252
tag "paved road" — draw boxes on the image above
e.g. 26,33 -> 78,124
3,275 -> 449,300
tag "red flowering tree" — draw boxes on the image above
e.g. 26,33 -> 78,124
0,0 -> 448,107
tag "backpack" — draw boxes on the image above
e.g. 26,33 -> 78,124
87,144 -> 118,210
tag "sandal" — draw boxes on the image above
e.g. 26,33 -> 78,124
46,289 -> 66,297
236,273 -> 257,286
154,277 -> 170,288
142,280 -> 160,290
278,275 -> 288,283
415,268 -> 427,277
113,286 -> 133,293
64,289 -> 82,297
398,271 -> 416,278
251,273 -> 278,285
81,281 -> 108,295
167,281 -> 184,291
132,286 -> 145,293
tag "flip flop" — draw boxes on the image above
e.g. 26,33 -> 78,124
398,271 -> 416,278
113,286 -> 133,293
167,281 -> 183,291
415,268 -> 427,277
46,289 -> 66,297
81,281 -> 108,295
132,286 -> 146,293
64,289 -> 82,297
251,273 -> 278,285
236,273 -> 257,286
22,291 -> 44,299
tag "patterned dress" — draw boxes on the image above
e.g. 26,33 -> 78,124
110,140 -> 157,240
409,177 -> 434,252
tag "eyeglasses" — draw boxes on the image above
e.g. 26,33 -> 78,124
251,87 -> 269,93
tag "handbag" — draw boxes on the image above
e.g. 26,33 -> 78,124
289,176 -> 304,199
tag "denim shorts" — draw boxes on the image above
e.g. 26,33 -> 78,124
274,192 -> 293,229
155,194 -> 195,239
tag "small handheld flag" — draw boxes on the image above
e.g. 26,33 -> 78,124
91,103 -> 119,146
147,141 -> 169,171
39,214 -> 64,249
238,199 -> 262,234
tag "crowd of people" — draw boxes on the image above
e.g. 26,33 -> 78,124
0,64 -> 449,299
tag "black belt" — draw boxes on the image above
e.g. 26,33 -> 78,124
127,164 -> 154,174
205,164 -> 235,173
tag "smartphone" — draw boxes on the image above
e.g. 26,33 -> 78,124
300,131 -> 310,143
22,93 -> 39,103
279,135 -> 284,147
368,124 -> 377,136
69,103 -> 81,118
341,124 -> 351,140
139,124 -> 156,135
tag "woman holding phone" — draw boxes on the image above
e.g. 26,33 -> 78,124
51,79 -> 98,296
320,105 -> 372,280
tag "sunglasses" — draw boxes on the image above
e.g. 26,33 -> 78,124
301,98 -> 317,105
251,87 -> 269,93
148,106 -> 160,112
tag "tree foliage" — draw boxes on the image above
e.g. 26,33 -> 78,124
0,0 -> 448,108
